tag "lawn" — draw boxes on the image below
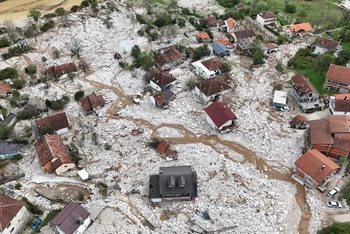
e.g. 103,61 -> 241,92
152,0 -> 167,4
297,68 -> 338,95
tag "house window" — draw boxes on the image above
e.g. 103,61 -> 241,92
10,227 -> 14,233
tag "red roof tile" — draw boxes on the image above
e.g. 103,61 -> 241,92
195,78 -> 231,96
315,37 -> 339,50
150,71 -> 177,89
35,112 -> 69,132
196,32 -> 210,41
157,140 -> 169,153
199,16 -> 217,25
46,62 -> 77,78
0,84 -> 12,93
295,149 -> 340,183
204,102 -> 237,128
289,23 -> 312,33
0,195 -> 24,232
292,74 -> 319,97
326,64 -> 350,84
225,18 -> 239,30
201,57 -> 223,71
259,11 -> 277,19
80,93 -> 105,111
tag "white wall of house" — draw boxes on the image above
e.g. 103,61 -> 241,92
56,127 -> 68,135
205,114 -> 232,130
194,87 -> 230,104
329,97 -> 350,116
313,46 -> 328,55
73,217 -> 92,234
150,81 -> 161,91
191,61 -> 216,79
3,206 -> 31,234
256,14 -> 266,25
55,163 -> 76,175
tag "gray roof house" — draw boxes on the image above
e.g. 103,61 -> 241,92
2,113 -> 17,127
51,202 -> 92,234
212,43 -> 230,57
149,166 -> 198,203
0,141 -> 19,160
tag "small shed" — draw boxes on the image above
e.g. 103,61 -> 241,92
272,90 -> 288,108
290,115 -> 308,129
77,169 -> 89,181
212,43 -> 230,57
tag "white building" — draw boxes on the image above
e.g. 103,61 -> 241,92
204,102 -> 237,130
190,57 -> 223,80
256,11 -> 277,25
194,78 -> 231,104
272,90 -> 288,108
329,94 -> 350,116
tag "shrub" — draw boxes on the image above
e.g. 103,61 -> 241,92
182,7 -> 191,15
45,95 -> 70,111
0,67 -> 18,80
14,182 -> 22,190
17,105 -> 40,120
74,90 -> 85,101
71,5 -> 79,12
21,197 -> 43,215
0,39 -> 10,48
275,60 -> 284,73
137,29 -> 145,36
42,13 -> 56,19
25,65 -> 37,74
135,14 -> 147,24
104,143 -> 112,150
12,79 -> 26,89
40,21 -> 55,32
96,182 -> 108,197
285,4 -> 296,13
38,123 -> 55,136
192,44 -> 211,61
2,46 -> 26,60
277,35 -> 287,45
92,132 -> 98,145
220,62 -> 232,73
119,61 -> 131,70
69,150 -> 81,163
317,222 -> 350,234
177,18 -> 186,28
186,78 -> 197,90
252,48 -> 264,65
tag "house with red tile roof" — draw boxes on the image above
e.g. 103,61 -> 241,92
323,64 -> 350,93
193,32 -> 211,43
256,11 -> 277,25
194,78 -> 231,103
214,37 -> 233,48
154,46 -> 184,71
290,115 -> 308,129
204,102 -> 237,130
34,135 -> 75,175
329,94 -> 350,116
34,112 -> 70,137
149,68 -> 177,91
198,16 -> 217,26
309,115 -> 350,159
150,89 -> 175,109
0,194 -> 31,234
291,74 -> 321,112
217,18 -> 239,33
313,37 -> 340,55
0,83 -> 12,97
294,149 -> 340,187
80,93 -> 105,113
286,23 -> 312,38
46,62 -> 77,78
190,57 -> 223,79
51,202 -> 92,234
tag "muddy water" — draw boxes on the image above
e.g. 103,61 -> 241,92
0,0 -> 83,26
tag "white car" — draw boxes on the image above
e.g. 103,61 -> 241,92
327,201 -> 342,208
327,187 -> 340,198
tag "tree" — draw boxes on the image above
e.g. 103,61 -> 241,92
12,79 -> 26,89
277,35 -> 287,45
28,10 -> 41,22
70,38 -> 82,58
55,7 -> 66,16
314,54 -> 335,74
252,48 -> 264,65
275,60 -> 284,73
285,4 -> 296,14
0,125 -> 12,140
318,222 -> 350,234
25,65 -> 37,74
0,67 -> 18,80
79,59 -> 90,73
204,29 -> 213,39
138,51 -> 154,70
52,48 -> 60,59
39,124 -> 55,136
192,44 -> 210,61
336,48 -> 350,65
71,5 -> 79,12
298,10 -> 306,22
131,45 -> 141,58
74,90 -> 85,101
220,62 -> 232,73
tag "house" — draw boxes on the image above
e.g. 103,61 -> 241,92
190,57 -> 223,79
235,3 -> 244,10
291,74 -> 321,112
329,94 -> 350,116
204,102 -> 237,130
256,11 -> 277,25
0,194 -> 31,234
212,43 -> 230,57
0,83 -> 12,97
263,43 -> 279,54
150,89 -> 175,109
272,90 -> 288,108
193,32 -> 211,43
231,29 -> 256,43
51,202 -> 92,234
149,68 -> 177,91
290,115 -> 308,129
214,37 -> 233,48
2,112 -> 17,127
217,18 -> 239,32
294,149 -> 340,187
194,78 -> 231,103
198,16 -> 217,27
34,112 -> 70,137
308,115 -> 350,159
156,140 -> 177,156
80,93 -> 105,113
154,46 -> 184,71
46,62 -> 77,78
313,37 -> 340,55
342,0 -> 350,9
286,23 -> 312,38
323,64 -> 350,93
0,141 -> 19,160
149,166 -> 198,202
34,134 -> 75,175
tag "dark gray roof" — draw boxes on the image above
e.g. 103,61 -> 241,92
159,166 -> 197,195
0,141 -> 18,155
51,202 -> 90,234
161,89 -> 174,101
212,43 -> 229,55
2,113 -> 16,127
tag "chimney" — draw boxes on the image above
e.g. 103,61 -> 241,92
321,165 -> 325,171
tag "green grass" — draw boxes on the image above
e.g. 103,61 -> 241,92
342,42 -> 350,50
152,0 -> 166,4
297,68 -> 338,95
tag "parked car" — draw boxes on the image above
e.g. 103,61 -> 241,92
327,187 -> 340,198
31,219 -> 42,230
327,201 -> 342,208
275,106 -> 290,112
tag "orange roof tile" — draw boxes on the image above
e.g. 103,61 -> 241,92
326,64 -> 350,84
289,23 -> 312,33
0,195 -> 24,232
0,83 -> 12,93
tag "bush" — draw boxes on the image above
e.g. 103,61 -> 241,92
96,182 -> 108,197
25,65 -> 37,74
135,14 -> 147,24
0,39 -> 10,48
21,197 -> 43,215
17,105 -> 40,120
252,48 -> 264,65
277,35 -> 287,45
69,150 -> 81,163
192,44 -> 210,61
221,62 -> 232,73
0,67 -> 18,80
2,46 -> 26,60
186,78 -> 197,90
285,4 -> 296,13
317,222 -> 350,234
275,60 -> 284,73
74,90 -> 85,101
104,143 -> 112,150
40,21 -> 55,32
71,5 -> 79,12
137,29 -> 145,36
42,13 -> 56,19
177,18 -> 186,28
119,61 -> 131,70
12,79 -> 26,89
14,182 -> 22,190
216,0 -> 238,8
182,7 -> 191,15
45,95 -> 70,111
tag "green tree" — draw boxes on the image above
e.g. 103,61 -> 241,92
298,10 -> 306,22
0,67 -> 18,80
275,60 -> 284,73
74,90 -> 85,101
220,62 -> 232,73
71,5 -> 79,12
55,7 -> 66,16
131,45 -> 141,59
336,48 -> 350,65
252,48 -> 264,65
138,51 -> 154,70
28,10 -> 41,22
192,44 -> 211,61
39,124 -> 55,136
314,54 -> 335,74
12,79 -> 26,89
318,222 -> 350,234
25,65 -> 37,74
0,125 -> 12,140
285,4 -> 296,13
204,29 -> 213,39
